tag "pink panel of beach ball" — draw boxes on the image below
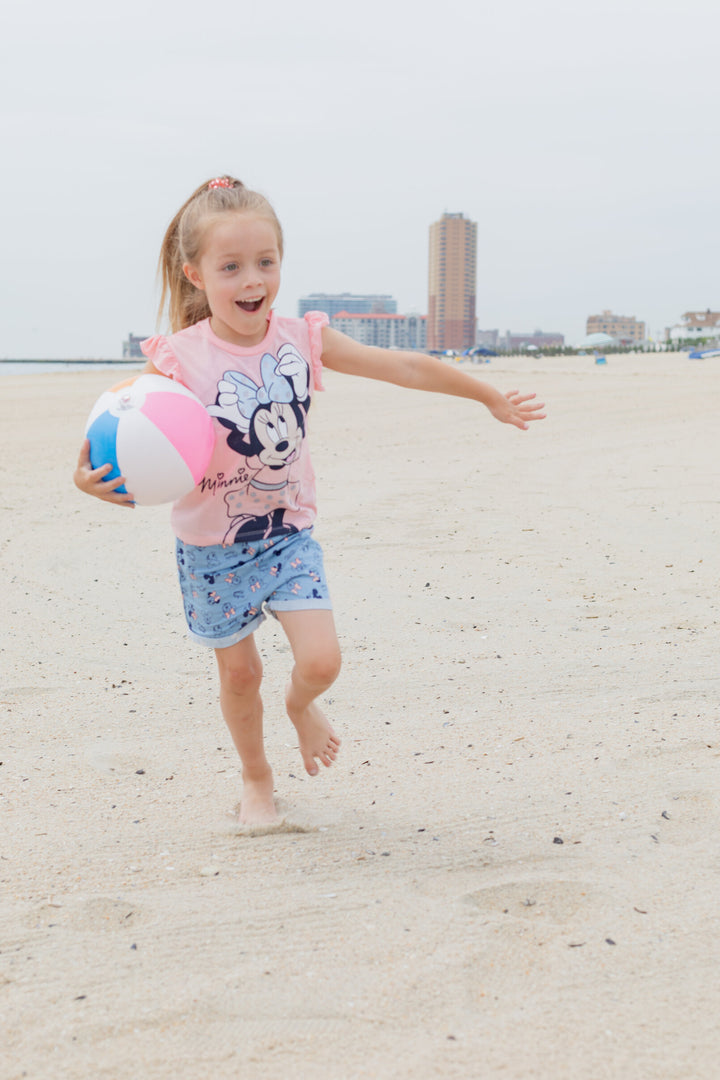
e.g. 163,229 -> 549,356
139,388 -> 215,482
115,411 -> 197,505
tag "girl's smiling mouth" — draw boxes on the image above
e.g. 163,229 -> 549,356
236,298 -> 264,312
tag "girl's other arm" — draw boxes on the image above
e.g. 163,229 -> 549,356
319,328 -> 545,431
73,440 -> 136,507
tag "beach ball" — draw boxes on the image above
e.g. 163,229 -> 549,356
85,374 -> 215,505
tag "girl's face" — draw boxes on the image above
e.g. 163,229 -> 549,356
184,213 -> 282,347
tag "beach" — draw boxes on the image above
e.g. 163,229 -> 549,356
2,353 -> 720,1079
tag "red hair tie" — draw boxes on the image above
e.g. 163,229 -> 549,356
208,177 -> 234,190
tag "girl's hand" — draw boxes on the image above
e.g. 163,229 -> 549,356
73,439 -> 136,508
489,390 -> 546,431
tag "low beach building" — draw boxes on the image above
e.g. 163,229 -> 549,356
330,311 -> 427,350
586,310 -> 645,344
122,333 -> 149,358
665,309 -> 720,343
502,329 -> 565,350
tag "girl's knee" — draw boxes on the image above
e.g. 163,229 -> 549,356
216,652 -> 263,697
297,646 -> 342,689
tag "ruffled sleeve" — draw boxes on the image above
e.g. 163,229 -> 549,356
140,335 -> 181,380
303,311 -> 329,392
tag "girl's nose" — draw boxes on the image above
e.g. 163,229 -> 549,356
235,263 -> 261,286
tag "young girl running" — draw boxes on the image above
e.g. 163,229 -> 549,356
74,175 -> 545,827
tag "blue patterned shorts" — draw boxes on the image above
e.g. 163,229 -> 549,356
175,529 -> 332,649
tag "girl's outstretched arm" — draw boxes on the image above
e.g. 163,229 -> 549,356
319,328 -> 545,430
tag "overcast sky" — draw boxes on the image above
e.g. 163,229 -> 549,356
2,0 -> 718,357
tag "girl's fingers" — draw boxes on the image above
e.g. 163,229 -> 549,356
93,472 -> 134,500
74,443 -> 135,504
93,462 -> 116,480
505,390 -> 546,420
96,472 -> 125,490
97,481 -> 136,506
77,440 -> 119,483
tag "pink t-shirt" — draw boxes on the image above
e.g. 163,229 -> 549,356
141,311 -> 328,547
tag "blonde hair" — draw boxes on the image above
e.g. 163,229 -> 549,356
158,175 -> 284,333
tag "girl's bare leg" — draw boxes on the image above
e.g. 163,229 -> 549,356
276,609 -> 342,776
215,635 -> 277,825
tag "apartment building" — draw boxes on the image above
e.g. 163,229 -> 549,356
586,310 -> 645,343
428,213 -> 477,351
298,293 -> 397,318
330,311 -> 427,350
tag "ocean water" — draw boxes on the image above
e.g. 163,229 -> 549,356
0,361 -> 141,376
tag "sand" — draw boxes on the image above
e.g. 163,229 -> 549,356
2,353 -> 719,1079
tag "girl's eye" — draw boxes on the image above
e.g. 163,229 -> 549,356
223,262 -> 238,272
260,259 -> 275,269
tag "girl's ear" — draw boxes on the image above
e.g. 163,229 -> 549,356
183,263 -> 205,291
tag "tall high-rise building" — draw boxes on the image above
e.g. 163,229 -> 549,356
428,212 -> 477,351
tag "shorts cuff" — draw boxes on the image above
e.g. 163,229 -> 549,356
187,611 -> 266,649
268,599 -> 333,613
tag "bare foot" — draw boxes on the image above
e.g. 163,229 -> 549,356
285,684 -> 340,776
239,767 -> 278,825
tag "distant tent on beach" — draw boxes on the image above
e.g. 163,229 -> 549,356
575,332 -> 617,349
465,346 -> 498,358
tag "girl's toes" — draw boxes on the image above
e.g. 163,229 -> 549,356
304,754 -> 319,776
